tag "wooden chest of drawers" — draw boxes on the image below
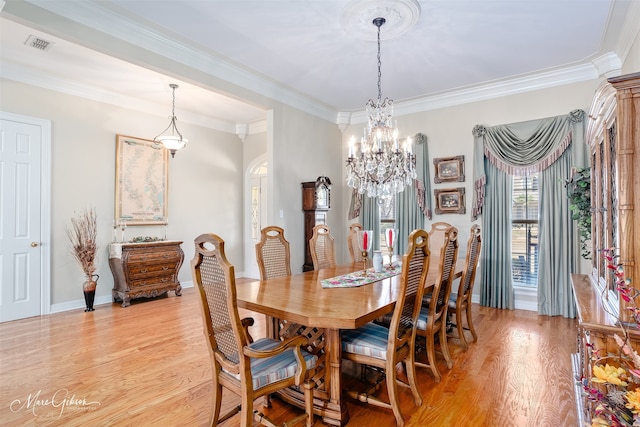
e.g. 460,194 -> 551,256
109,240 -> 184,307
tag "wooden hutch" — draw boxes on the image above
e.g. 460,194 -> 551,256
572,72 -> 640,422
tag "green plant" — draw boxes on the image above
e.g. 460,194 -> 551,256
565,167 -> 592,259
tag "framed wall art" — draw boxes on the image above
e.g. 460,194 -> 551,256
115,134 -> 169,225
434,187 -> 466,215
433,155 -> 465,183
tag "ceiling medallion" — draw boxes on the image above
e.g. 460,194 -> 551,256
340,0 -> 421,41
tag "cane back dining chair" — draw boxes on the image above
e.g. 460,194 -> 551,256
341,229 -> 431,427
415,225 -> 459,382
191,233 -> 316,427
347,222 -> 365,264
255,226 -> 291,281
309,224 -> 337,270
449,225 -> 482,350
426,222 -> 452,276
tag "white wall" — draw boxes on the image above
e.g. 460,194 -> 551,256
270,104 -> 344,273
1,79 -> 243,305
622,29 -> 640,74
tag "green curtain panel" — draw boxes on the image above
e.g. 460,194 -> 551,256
537,148 -> 578,317
396,133 -> 430,254
361,195 -> 381,251
479,160 -> 515,309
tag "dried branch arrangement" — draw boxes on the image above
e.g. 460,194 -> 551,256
67,208 -> 98,277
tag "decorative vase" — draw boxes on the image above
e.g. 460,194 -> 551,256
83,274 -> 99,312
373,251 -> 383,273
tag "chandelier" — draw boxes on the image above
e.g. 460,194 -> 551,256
346,17 -> 416,202
154,83 -> 187,158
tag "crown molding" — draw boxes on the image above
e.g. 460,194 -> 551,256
23,0 -> 337,124
346,61 -> 604,124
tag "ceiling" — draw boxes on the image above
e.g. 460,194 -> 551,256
1,0 -> 638,135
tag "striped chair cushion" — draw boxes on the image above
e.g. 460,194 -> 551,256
416,306 -> 430,331
448,293 -> 458,309
341,322 -> 389,359
228,337 -> 317,390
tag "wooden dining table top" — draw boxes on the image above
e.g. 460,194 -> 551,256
236,259 -> 464,330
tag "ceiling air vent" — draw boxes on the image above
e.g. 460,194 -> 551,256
24,35 -> 54,51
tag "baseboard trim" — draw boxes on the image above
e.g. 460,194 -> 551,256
49,281 -> 195,314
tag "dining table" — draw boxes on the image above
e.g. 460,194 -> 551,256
236,259 -> 464,426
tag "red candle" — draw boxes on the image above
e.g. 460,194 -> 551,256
387,229 -> 393,247
363,231 -> 368,250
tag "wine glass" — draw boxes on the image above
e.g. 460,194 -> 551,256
357,230 -> 373,275
385,228 -> 397,270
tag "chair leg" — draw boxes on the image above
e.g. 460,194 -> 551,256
425,333 -> 441,382
241,392 -> 253,427
456,308 -> 469,350
303,379 -> 315,427
386,364 -> 405,427
440,322 -> 453,369
405,352 -> 423,407
466,304 -> 478,342
211,381 -> 223,426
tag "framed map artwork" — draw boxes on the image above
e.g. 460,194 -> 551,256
115,134 -> 169,225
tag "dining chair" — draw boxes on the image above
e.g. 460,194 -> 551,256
309,224 -> 337,270
191,233 -> 316,427
347,222 -> 365,264
448,225 -> 482,350
426,222 -> 452,276
341,229 -> 430,427
415,225 -> 459,382
255,226 -> 291,280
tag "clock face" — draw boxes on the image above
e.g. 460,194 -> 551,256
317,185 -> 329,209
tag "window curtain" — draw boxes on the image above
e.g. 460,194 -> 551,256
471,110 -> 586,316
538,148 -> 578,317
396,133 -> 431,255
361,195 -> 380,250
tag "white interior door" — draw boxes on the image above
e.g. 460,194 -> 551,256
0,114 -> 49,322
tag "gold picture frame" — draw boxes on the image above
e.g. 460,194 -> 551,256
433,155 -> 465,183
434,187 -> 466,215
115,134 -> 169,225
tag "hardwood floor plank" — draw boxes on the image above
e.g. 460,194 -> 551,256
0,284 -> 578,426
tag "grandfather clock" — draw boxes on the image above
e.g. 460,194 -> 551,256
302,176 -> 331,271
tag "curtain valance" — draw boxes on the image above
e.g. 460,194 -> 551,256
471,109 -> 585,219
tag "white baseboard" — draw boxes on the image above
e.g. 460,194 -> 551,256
469,287 -> 537,311
49,281 -> 195,314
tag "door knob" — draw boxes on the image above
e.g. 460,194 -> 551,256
31,242 -> 39,247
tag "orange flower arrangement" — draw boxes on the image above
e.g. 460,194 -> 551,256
582,248 -> 639,427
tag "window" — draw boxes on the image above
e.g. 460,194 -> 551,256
511,174 -> 539,287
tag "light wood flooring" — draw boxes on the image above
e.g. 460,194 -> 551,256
0,281 -> 579,426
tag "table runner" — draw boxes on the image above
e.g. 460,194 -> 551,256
321,262 -> 402,288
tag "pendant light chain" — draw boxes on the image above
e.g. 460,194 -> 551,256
345,16 -> 416,202
376,18 -> 383,102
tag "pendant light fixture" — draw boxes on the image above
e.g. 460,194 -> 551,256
154,83 -> 187,158
346,17 -> 416,202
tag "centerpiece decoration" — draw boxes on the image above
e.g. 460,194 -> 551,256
67,207 -> 99,312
